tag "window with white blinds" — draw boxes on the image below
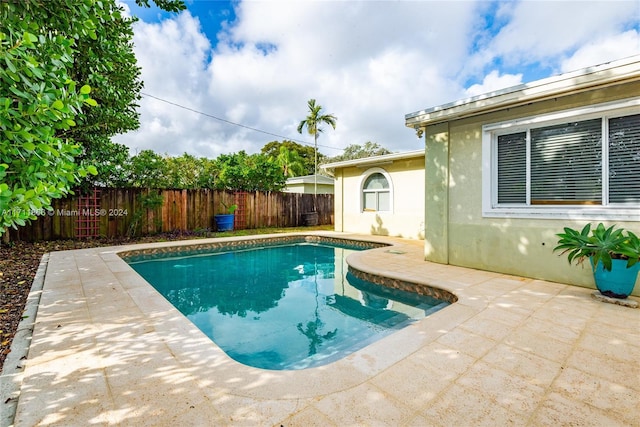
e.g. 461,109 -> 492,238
492,112 -> 639,210
497,132 -> 526,204
530,118 -> 602,204
609,114 -> 640,204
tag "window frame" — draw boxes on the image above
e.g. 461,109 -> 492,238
360,168 -> 393,213
482,97 -> 640,220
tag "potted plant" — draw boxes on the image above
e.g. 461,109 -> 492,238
214,202 -> 237,232
553,223 -> 640,299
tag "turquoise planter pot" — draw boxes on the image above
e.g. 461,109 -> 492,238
214,214 -> 235,231
591,258 -> 640,299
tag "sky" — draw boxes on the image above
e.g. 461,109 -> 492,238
114,0 -> 640,159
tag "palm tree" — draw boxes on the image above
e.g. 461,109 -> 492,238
297,99 -> 337,211
276,146 -> 305,178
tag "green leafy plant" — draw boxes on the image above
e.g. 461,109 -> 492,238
553,223 -> 640,271
0,0 -> 185,239
221,201 -> 238,214
127,191 -> 164,237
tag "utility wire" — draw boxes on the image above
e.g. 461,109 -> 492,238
141,92 -> 344,152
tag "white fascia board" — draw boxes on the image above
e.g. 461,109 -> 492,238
286,175 -> 334,185
405,55 -> 640,128
321,149 -> 425,170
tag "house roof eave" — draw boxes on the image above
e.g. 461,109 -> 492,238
285,175 -> 334,185
405,55 -> 640,128
320,149 -> 425,171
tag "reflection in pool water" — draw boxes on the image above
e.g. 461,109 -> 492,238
128,243 -> 449,370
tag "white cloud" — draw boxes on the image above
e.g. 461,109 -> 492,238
561,30 -> 640,73
480,1 -> 638,64
116,0 -> 131,17
114,0 -> 640,159
465,70 -> 523,97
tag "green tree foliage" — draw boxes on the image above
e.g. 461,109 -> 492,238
274,146 -> 305,177
96,149 -> 285,191
297,99 -> 337,177
68,1 -> 142,189
0,0 -> 185,238
70,0 -> 184,189
324,141 -> 393,163
261,140 -> 319,176
214,151 -> 285,192
197,157 -> 220,189
90,140 -> 131,188
165,153 -> 203,189
297,99 -> 336,210
0,0 -> 100,236
135,0 -> 186,13
127,150 -> 168,188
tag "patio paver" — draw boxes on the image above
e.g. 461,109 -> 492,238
6,232 -> 640,426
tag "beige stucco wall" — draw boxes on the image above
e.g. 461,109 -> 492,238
333,156 -> 425,239
424,81 -> 640,296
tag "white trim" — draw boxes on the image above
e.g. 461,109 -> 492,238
481,207 -> 640,221
359,167 -> 394,214
482,98 -> 640,220
482,132 -> 493,215
285,175 -> 334,185
483,97 -> 640,132
321,150 -> 424,170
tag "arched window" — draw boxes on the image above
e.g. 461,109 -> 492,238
362,171 -> 391,212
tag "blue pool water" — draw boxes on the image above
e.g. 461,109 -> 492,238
128,242 -> 449,370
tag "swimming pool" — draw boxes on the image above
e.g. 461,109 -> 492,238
127,240 -> 450,370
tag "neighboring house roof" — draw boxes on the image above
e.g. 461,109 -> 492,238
285,174 -> 334,186
321,149 -> 424,172
405,55 -> 640,128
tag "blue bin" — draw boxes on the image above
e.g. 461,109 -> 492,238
215,214 -> 235,231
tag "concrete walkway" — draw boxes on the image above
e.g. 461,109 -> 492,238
5,233 -> 640,426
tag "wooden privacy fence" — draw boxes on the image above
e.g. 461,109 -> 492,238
9,188 -> 334,242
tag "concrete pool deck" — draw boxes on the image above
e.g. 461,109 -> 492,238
3,232 -> 639,426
